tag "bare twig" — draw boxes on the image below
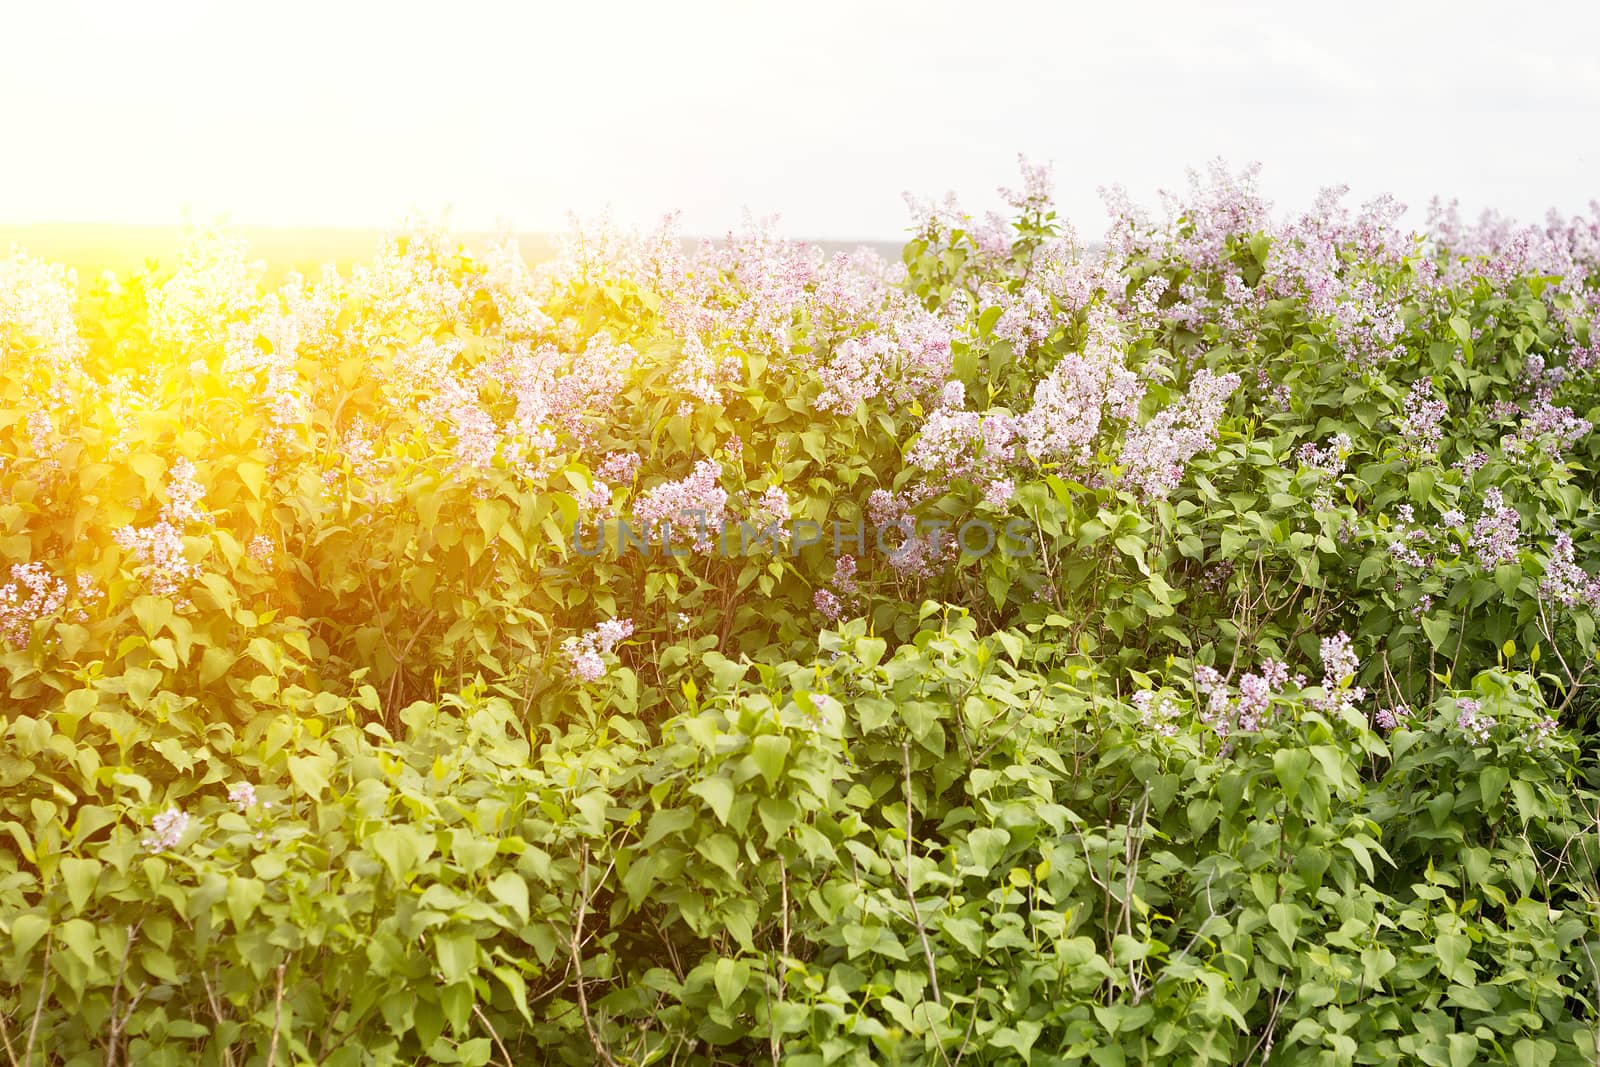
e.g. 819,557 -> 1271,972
1244,981 -> 1288,1065
769,856 -> 790,1067
0,1001 -> 20,1067
23,939 -> 49,1066
571,844 -> 620,1067
471,1003 -> 515,1067
266,961 -> 286,1067
950,977 -> 983,1067
104,923 -> 142,1067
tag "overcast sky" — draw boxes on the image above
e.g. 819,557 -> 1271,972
3,0 -> 1597,241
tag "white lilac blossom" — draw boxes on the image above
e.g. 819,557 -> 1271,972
228,782 -> 259,811
563,618 -> 634,683
0,252 -> 88,381
749,486 -> 791,531
1470,488 -> 1521,569
1455,698 -> 1494,744
668,334 -> 742,410
1398,381 -> 1447,452
1132,689 -> 1181,738
1191,656 -> 1294,736
1117,369 -> 1241,500
1539,531 -> 1600,608
583,480 -> 613,514
142,808 -> 191,852
113,459 -> 210,600
632,459 -> 729,552
1297,433 -> 1352,476
1019,305 -> 1144,467
982,478 -> 1015,508
598,451 -> 643,483
0,562 -> 68,647
248,535 -> 275,566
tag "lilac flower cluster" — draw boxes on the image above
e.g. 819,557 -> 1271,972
597,451 -> 643,483
813,554 -> 861,621
1454,698 -> 1494,745
142,807 -> 191,852
563,618 -> 634,683
247,535 -> 275,567
1018,307 -> 1144,467
1514,398 -> 1592,459
1312,632 -> 1365,717
113,459 -> 210,600
1131,689 -> 1181,738
1297,433 -> 1352,478
228,781 -> 268,812
814,304 -> 954,415
1117,369 -> 1241,500
1397,381 -> 1447,453
0,562 -> 68,647
222,306 -> 311,450
632,459 -> 729,552
668,334 -> 743,412
0,251 -> 89,382
906,408 -> 1020,482
1386,504 -> 1433,569
813,589 -> 843,620
1192,656 -> 1296,737
749,485 -> 792,531
1373,703 -> 1412,732
857,489 -> 958,579
1469,488 -> 1521,569
981,238 -> 1102,351
1539,531 -> 1600,609
147,227 -> 265,347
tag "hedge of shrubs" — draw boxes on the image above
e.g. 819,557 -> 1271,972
2,161 -> 1599,1064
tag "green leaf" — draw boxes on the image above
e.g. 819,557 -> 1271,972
1512,1039 -> 1556,1067
57,918 -> 97,967
9,913 -> 49,957
287,754 -> 332,799
1434,932 -> 1474,983
695,833 -> 740,878
688,776 -> 736,826
713,956 -> 750,1011
1273,748 -> 1311,805
487,872 -> 530,925
59,857 -> 102,914
1420,612 -> 1453,651
368,827 -> 434,883
966,828 -> 1009,874
1479,765 -> 1509,808
436,932 -> 477,984
226,877 -> 266,929
236,459 -> 267,499
750,735 -> 791,790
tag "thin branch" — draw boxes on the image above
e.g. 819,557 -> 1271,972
0,1002 -> 20,1067
471,1004 -> 515,1067
104,923 -> 142,1067
266,962 -> 286,1067
571,843 -> 620,1067
23,939 -> 49,1066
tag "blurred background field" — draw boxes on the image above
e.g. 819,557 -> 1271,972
0,223 -> 902,279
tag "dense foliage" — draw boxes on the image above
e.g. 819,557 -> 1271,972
3,161 -> 1600,1064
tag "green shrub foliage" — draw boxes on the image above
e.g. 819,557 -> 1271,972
3,164 -> 1599,1063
